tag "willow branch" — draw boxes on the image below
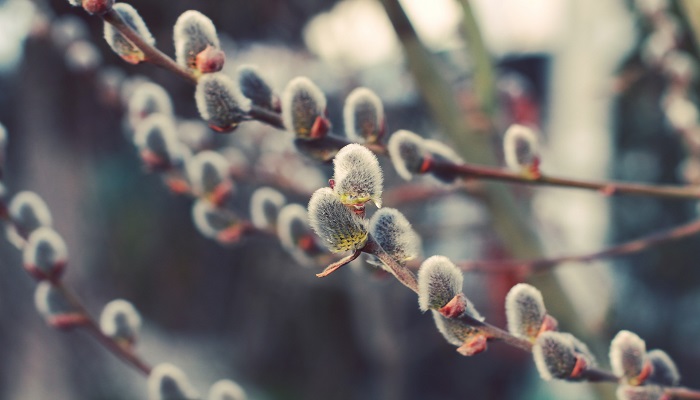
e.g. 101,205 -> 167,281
459,218 -> 700,274
102,9 -> 197,84
430,159 -> 700,201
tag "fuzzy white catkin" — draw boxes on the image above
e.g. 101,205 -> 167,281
103,4 -> 155,64
34,281 -> 75,319
195,73 -> 251,131
0,122 -> 6,166
66,0 -> 80,6
610,330 -> 647,380
532,331 -> 577,381
369,208 -> 421,265
503,124 -> 540,172
236,65 -> 275,110
128,82 -> 174,128
387,130 -> 426,181
173,10 -> 220,71
100,299 -> 141,342
134,114 -> 181,165
505,283 -> 546,340
417,256 -> 463,312
208,379 -> 247,400
647,349 -> 680,387
148,363 -> 199,400
250,187 -> 286,230
23,227 -> 68,274
332,143 -> 383,207
281,76 -> 326,138
9,191 -> 53,235
188,150 -> 231,196
308,187 -> 368,253
192,199 -> 235,239
277,203 -> 316,267
343,87 -> 383,142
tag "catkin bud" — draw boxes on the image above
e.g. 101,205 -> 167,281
34,282 -> 87,329
9,191 -> 52,237
431,310 -> 485,354
188,150 -> 233,205
250,187 -> 286,230
237,65 -> 278,112
23,227 -> 68,282
82,0 -> 114,15
103,4 -> 155,65
127,82 -> 174,129
192,199 -> 238,241
278,203 -> 322,268
195,73 -> 251,133
0,122 -> 7,177
417,256 -> 463,312
505,283 -> 547,341
503,124 -> 540,176
368,208 -> 421,267
208,379 -> 247,400
332,143 -> 383,208
134,114 -> 181,170
533,332 -> 584,381
173,10 -> 222,75
282,77 -> 329,139
308,187 -> 368,253
387,130 -> 427,181
647,349 -> 680,387
148,363 -> 199,400
66,0 -> 81,6
610,330 -> 650,384
100,299 -> 141,345
616,385 -> 665,400
343,87 -> 384,143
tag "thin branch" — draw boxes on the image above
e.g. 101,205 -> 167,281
316,249 -> 362,277
55,283 -> 152,376
459,218 -> 700,274
667,387 -> 700,400
363,236 -> 419,294
102,9 -> 197,84
431,159 -> 700,201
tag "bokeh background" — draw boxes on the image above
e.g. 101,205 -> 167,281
0,0 -> 698,399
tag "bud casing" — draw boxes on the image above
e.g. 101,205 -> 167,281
148,363 -> 199,400
308,187 -> 368,253
343,87 -> 384,143
281,77 -> 328,139
100,299 -> 141,345
417,255 -> 463,312
332,143 -> 383,208
103,4 -> 155,65
195,73 -> 251,132
23,227 -> 68,281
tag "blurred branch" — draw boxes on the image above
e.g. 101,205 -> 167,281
458,218 -> 700,274
457,0 -> 495,114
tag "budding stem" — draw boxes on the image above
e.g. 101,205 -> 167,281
363,236 -> 419,294
316,249 -> 363,277
102,9 -> 197,84
459,218 -> 700,274
54,283 -> 153,376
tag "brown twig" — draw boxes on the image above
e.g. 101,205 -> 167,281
54,283 -> 152,376
431,159 -> 700,201
458,218 -> 700,274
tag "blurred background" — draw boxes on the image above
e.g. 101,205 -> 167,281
0,0 -> 698,399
